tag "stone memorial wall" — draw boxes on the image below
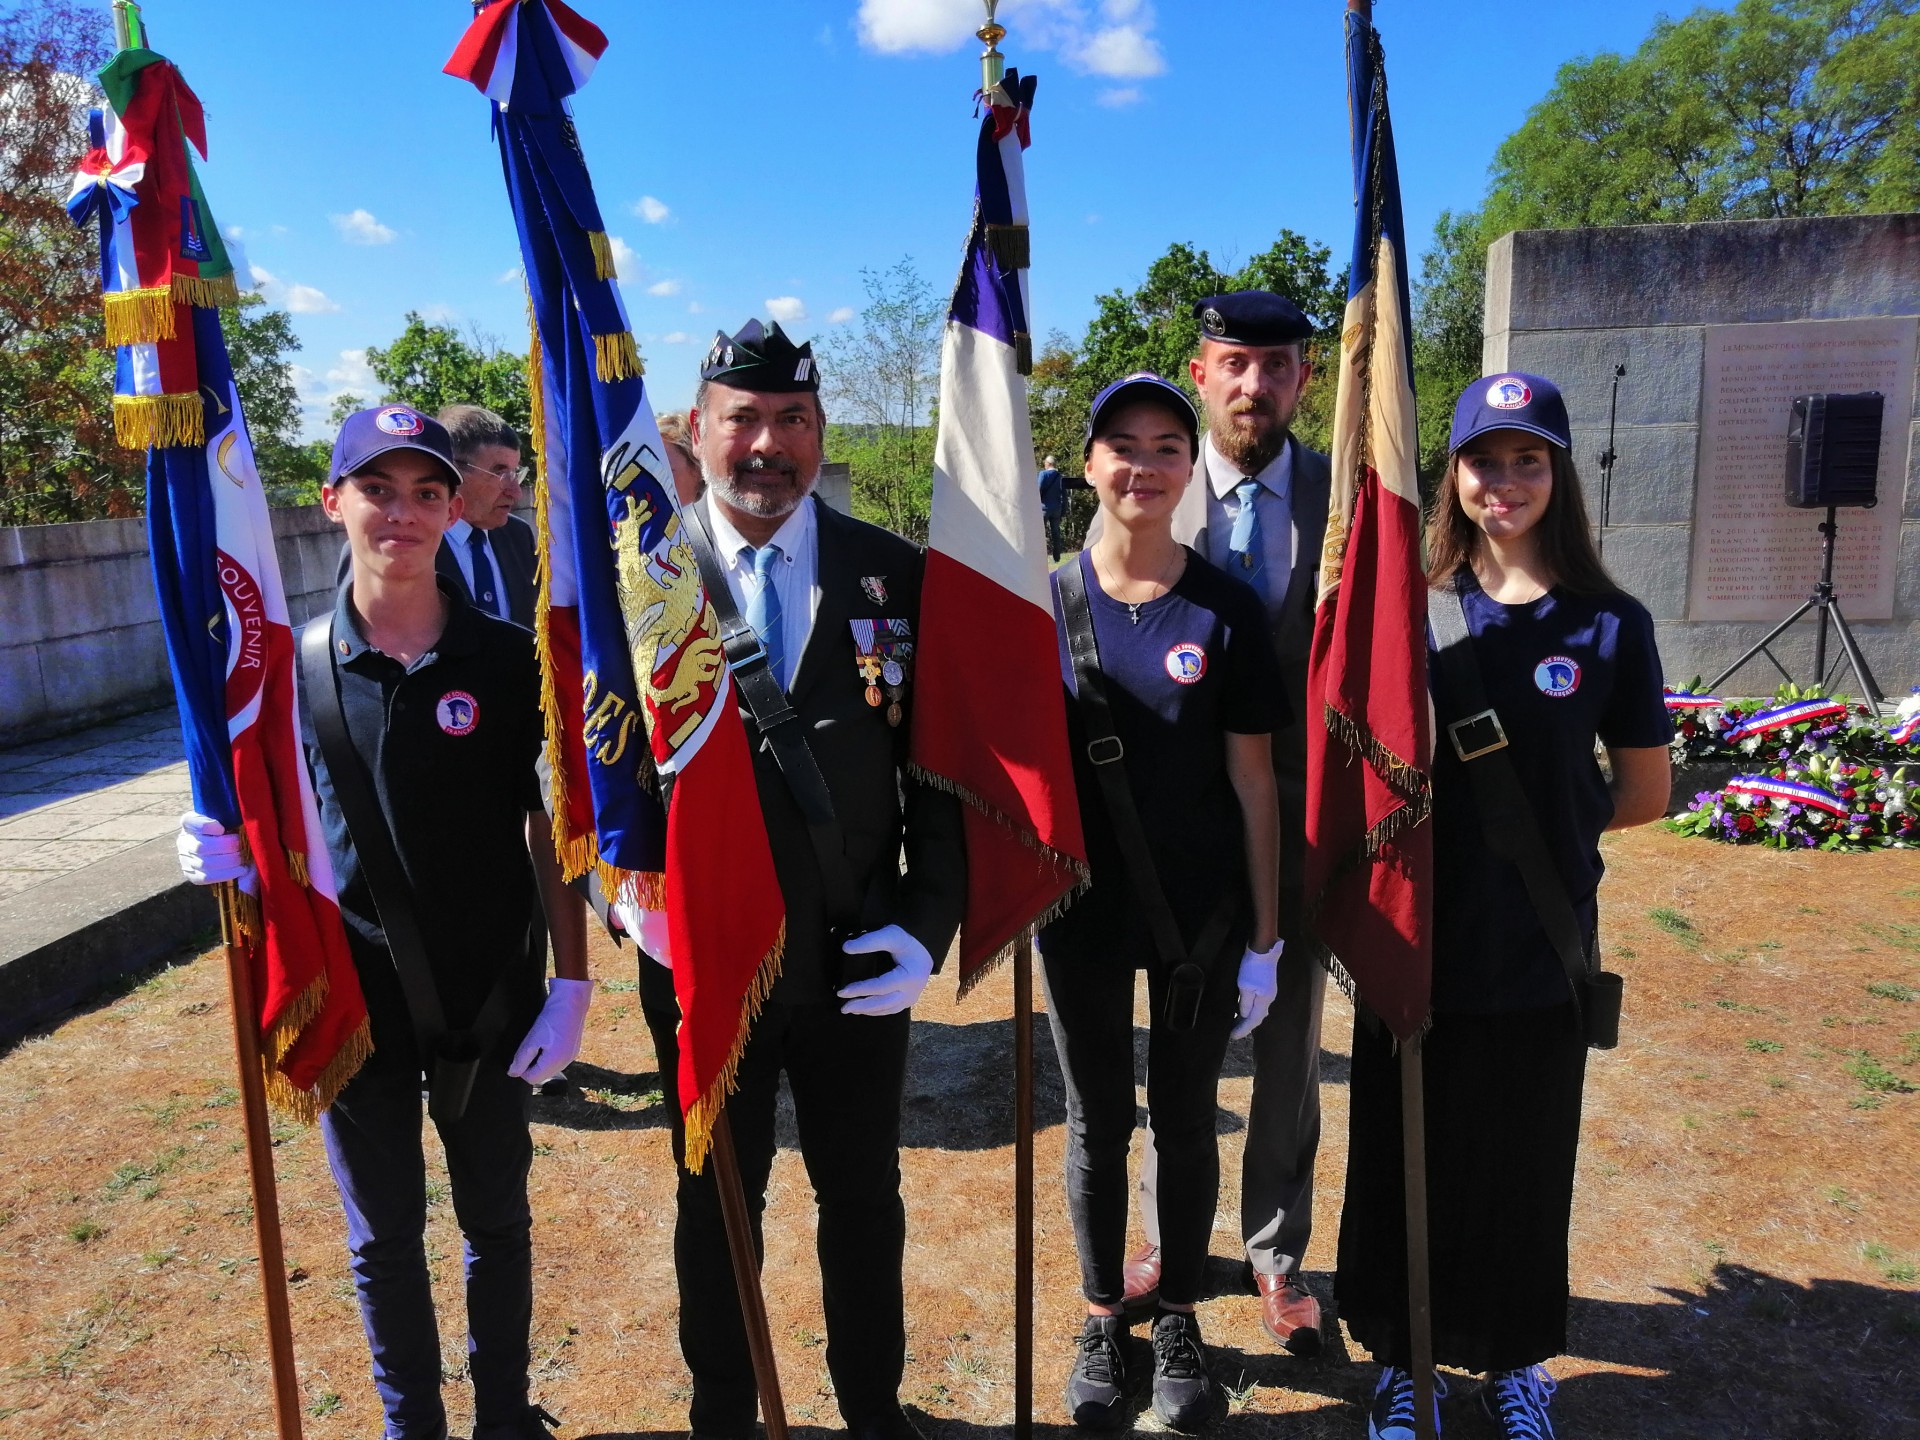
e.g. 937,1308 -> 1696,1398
1481,213 -> 1920,697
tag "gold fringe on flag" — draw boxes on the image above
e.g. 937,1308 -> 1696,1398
113,392 -> 204,450
173,271 -> 241,309
103,286 -> 176,346
682,923 -> 787,1174
587,229 -> 617,281
263,1019 -> 373,1123
593,330 -> 643,382
285,848 -> 310,887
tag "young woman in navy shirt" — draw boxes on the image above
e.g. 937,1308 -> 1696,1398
1337,374 -> 1671,1440
1042,373 -> 1287,1431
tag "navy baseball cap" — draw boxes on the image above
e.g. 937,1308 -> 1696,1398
1449,373 -> 1571,453
1084,372 -> 1200,458
1193,290 -> 1314,347
327,404 -> 463,489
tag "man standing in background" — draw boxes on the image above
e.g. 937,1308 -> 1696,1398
1038,453 -> 1066,561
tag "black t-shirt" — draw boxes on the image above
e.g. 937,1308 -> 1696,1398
1429,572 -> 1672,1013
1041,549 -> 1289,962
298,581 -> 548,1064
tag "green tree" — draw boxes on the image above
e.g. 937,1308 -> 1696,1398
1410,210 -> 1488,482
364,312 -> 532,439
220,292 -> 326,504
817,259 -> 942,540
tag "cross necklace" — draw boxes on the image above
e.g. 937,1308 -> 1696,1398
1095,548 -> 1185,624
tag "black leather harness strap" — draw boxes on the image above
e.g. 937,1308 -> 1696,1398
299,617 -> 512,1116
1056,560 -> 1238,1007
1426,574 -> 1594,1015
682,507 -> 863,928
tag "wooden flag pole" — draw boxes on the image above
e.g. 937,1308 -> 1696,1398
215,882 -> 305,1440
711,1109 -> 789,1440
1013,936 -> 1035,1439
1400,1038 -> 1437,1440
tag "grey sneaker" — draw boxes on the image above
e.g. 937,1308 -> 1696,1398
1066,1313 -> 1131,1430
1149,1309 -> 1213,1431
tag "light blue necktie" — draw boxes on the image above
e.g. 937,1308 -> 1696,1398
745,544 -> 785,688
1228,478 -> 1268,602
466,529 -> 501,617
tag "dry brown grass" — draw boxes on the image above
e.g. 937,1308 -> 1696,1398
1,826 -> 1916,1438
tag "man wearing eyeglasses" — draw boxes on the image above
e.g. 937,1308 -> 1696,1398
440,405 -> 537,629
332,404 -> 538,630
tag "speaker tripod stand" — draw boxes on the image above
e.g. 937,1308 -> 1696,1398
1708,506 -> 1885,709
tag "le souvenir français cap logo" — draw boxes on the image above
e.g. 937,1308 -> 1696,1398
1534,655 -> 1581,698
1164,642 -> 1207,685
375,405 -> 427,436
436,690 -> 480,736
1486,377 -> 1533,410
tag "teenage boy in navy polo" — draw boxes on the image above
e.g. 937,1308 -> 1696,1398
177,404 -> 591,1440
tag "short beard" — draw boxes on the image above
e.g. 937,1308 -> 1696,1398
1209,397 -> 1290,474
703,455 -> 819,521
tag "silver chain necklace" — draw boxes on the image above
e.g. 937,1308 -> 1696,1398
1095,549 -> 1184,624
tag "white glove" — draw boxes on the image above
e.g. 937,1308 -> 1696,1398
1231,939 -> 1285,1040
177,811 -> 254,887
610,884 -> 673,969
836,924 -> 935,1016
507,977 -> 594,1086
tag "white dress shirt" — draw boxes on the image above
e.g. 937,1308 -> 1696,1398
704,495 -> 819,690
1201,433 -> 1295,621
444,516 -> 493,600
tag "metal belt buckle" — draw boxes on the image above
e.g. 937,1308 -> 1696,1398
724,633 -> 767,676
1086,735 -> 1125,766
1448,708 -> 1508,762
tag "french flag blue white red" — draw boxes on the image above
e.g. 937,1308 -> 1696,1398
911,70 -> 1087,988
1302,4 -> 1434,1043
449,0 -> 783,1173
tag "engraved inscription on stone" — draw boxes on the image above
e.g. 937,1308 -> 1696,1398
1687,318 -> 1915,623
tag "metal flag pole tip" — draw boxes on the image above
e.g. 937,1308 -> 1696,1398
977,0 -> 1006,95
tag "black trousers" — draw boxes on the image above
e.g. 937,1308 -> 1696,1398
640,957 -> 911,1435
1039,940 -> 1239,1308
1335,1001 -> 1587,1373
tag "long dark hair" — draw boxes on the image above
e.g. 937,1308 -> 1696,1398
1423,444 -> 1618,595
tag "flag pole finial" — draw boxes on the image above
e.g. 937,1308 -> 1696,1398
977,1 -> 1007,96
111,1 -> 146,50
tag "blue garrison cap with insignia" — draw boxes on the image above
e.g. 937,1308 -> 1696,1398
1192,290 -> 1314,347
1449,372 -> 1572,453
700,318 -> 819,394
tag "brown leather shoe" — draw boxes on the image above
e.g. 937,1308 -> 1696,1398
1121,1243 -> 1162,1317
1254,1271 -> 1322,1356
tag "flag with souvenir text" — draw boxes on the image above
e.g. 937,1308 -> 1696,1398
447,0 -> 784,1171
911,69 -> 1087,987
1302,7 -> 1434,1043
72,43 -> 369,1115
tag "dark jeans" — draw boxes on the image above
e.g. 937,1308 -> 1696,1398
319,1051 -> 534,1439
1040,941 -> 1239,1307
1044,511 -> 1065,560
640,957 -> 912,1435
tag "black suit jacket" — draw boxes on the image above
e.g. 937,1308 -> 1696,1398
693,495 -> 967,1003
334,514 -> 539,630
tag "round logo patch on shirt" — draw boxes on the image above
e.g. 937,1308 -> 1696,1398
436,690 -> 480,735
1164,643 -> 1208,685
1534,655 -> 1581,698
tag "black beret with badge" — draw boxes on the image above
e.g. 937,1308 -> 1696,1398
700,318 -> 819,394
1192,290 -> 1315,347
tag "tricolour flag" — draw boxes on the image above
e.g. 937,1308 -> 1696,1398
76,46 -> 369,1115
1302,6 -> 1433,1043
448,0 -> 784,1171
912,69 -> 1087,988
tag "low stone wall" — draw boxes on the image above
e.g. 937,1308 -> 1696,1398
0,505 -> 340,748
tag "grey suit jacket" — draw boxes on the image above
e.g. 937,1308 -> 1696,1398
334,513 -> 538,630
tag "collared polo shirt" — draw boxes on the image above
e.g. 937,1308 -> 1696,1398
298,579 -> 547,1061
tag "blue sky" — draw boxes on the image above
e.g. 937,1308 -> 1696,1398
137,0 -> 1722,436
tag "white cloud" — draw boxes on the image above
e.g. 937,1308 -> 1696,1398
632,195 -> 671,224
608,234 -> 641,280
661,331 -> 691,344
496,265 -> 523,285
687,301 -> 704,314
223,223 -> 247,240
1096,86 -> 1141,108
646,278 -> 682,296
417,303 -> 460,323
827,306 -> 857,325
249,264 -> 340,314
330,208 -> 397,245
857,0 -> 1168,87
326,349 -> 377,391
765,296 -> 807,325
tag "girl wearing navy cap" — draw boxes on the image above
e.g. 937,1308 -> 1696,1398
1336,374 -> 1671,1440
1041,373 -> 1288,1431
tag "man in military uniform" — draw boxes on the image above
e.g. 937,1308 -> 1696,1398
1108,291 -> 1334,1357
624,320 -> 966,1440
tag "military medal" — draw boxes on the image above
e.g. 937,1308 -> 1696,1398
881,659 -> 904,687
865,683 -> 884,707
886,701 -> 903,727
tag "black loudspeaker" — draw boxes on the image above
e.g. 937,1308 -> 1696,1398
1785,391 -> 1883,509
